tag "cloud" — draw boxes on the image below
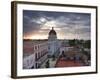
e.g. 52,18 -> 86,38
23,10 -> 90,40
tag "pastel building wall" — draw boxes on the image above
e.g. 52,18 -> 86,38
23,40 -> 48,69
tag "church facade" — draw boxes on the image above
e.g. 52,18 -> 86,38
48,27 -> 61,58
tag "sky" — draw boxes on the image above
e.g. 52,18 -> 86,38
23,10 -> 91,40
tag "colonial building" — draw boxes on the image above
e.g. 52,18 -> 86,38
23,40 -> 48,69
48,27 -> 61,58
23,40 -> 36,69
60,39 -> 69,55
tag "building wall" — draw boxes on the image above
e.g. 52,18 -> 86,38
23,41 -> 48,69
48,40 -> 60,57
60,46 -> 73,55
23,54 -> 35,69
35,42 -> 48,68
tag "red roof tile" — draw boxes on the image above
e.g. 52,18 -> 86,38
55,58 -> 84,67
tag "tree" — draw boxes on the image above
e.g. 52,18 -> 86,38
69,39 -> 76,46
83,40 -> 91,49
45,60 -> 49,68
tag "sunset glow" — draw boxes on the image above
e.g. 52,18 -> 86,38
23,10 -> 91,40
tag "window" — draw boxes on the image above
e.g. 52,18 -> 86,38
38,45 -> 39,49
33,46 -> 34,51
35,53 -> 37,61
31,65 -> 34,69
35,46 -> 37,50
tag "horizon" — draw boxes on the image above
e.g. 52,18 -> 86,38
23,38 -> 90,41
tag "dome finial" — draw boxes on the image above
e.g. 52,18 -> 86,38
49,27 -> 56,35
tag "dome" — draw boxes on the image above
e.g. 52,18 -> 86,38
49,27 -> 56,35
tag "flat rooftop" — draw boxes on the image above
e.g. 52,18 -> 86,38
55,57 -> 84,67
